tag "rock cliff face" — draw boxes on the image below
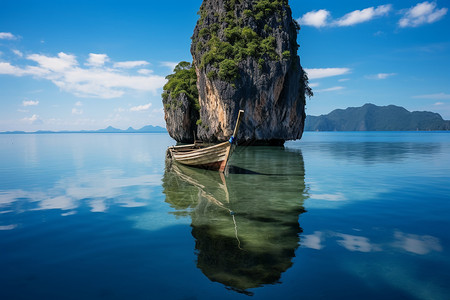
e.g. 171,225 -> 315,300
162,92 -> 199,142
163,0 -> 309,145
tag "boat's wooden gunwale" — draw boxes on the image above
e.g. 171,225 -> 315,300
171,149 -> 228,165
170,142 -> 229,159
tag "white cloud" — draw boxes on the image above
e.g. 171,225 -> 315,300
72,108 -> 83,115
0,171 -> 161,217
160,61 -> 178,71
1,52 -> 167,99
130,103 -> 152,112
399,1 -> 448,28
0,62 -> 25,75
28,52 -> 78,72
75,101 -> 83,106
299,5 -> 392,28
305,67 -> 351,79
12,49 -> 23,57
393,231 -> 442,255
22,114 -> 43,125
22,100 -> 39,106
298,9 -> 331,28
302,231 -> 325,250
0,32 -> 17,40
336,233 -> 380,252
413,92 -> 450,100
308,82 -> 319,88
366,73 -> 397,80
335,5 -> 392,26
434,102 -> 444,105
315,86 -> 345,93
138,69 -> 153,75
86,53 -> 109,67
113,60 -> 149,68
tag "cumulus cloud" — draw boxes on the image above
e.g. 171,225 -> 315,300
113,60 -> 149,68
399,1 -> 448,28
298,9 -> 330,28
130,103 -> 152,112
304,67 -> 351,79
0,32 -> 17,40
22,100 -> 39,106
335,5 -> 392,26
32,52 -> 78,71
0,52 -> 166,99
299,5 -> 392,28
86,53 -> 109,67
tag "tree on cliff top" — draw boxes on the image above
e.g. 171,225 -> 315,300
162,61 -> 199,111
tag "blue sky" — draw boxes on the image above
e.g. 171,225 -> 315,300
0,0 -> 449,131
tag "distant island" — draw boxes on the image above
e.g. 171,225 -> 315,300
305,103 -> 450,131
0,125 -> 167,134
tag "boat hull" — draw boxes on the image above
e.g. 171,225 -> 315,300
167,110 -> 244,172
168,141 -> 231,171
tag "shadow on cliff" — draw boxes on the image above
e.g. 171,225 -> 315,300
162,147 -> 308,294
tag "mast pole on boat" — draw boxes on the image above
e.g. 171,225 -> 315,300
219,110 -> 244,172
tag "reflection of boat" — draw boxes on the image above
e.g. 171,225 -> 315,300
167,110 -> 244,172
163,147 -> 308,294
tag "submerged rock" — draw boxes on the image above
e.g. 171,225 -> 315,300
163,0 -> 310,145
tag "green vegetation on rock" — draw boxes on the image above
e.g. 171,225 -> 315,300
194,0 -> 292,83
162,61 -> 199,111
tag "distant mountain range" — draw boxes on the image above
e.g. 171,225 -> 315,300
1,125 -> 167,134
305,103 -> 450,131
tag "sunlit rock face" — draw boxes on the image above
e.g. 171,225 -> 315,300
164,0 -> 308,145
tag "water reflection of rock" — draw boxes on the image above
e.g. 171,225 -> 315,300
163,147 -> 307,294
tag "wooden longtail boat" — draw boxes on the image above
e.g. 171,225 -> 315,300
168,110 -> 244,172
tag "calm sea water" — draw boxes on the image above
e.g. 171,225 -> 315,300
0,132 -> 449,299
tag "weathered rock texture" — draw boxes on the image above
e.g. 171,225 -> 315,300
164,0 -> 308,145
162,92 -> 199,142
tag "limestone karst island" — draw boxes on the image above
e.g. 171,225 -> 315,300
162,0 -> 312,146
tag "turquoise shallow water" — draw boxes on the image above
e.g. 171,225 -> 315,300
0,132 -> 449,299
